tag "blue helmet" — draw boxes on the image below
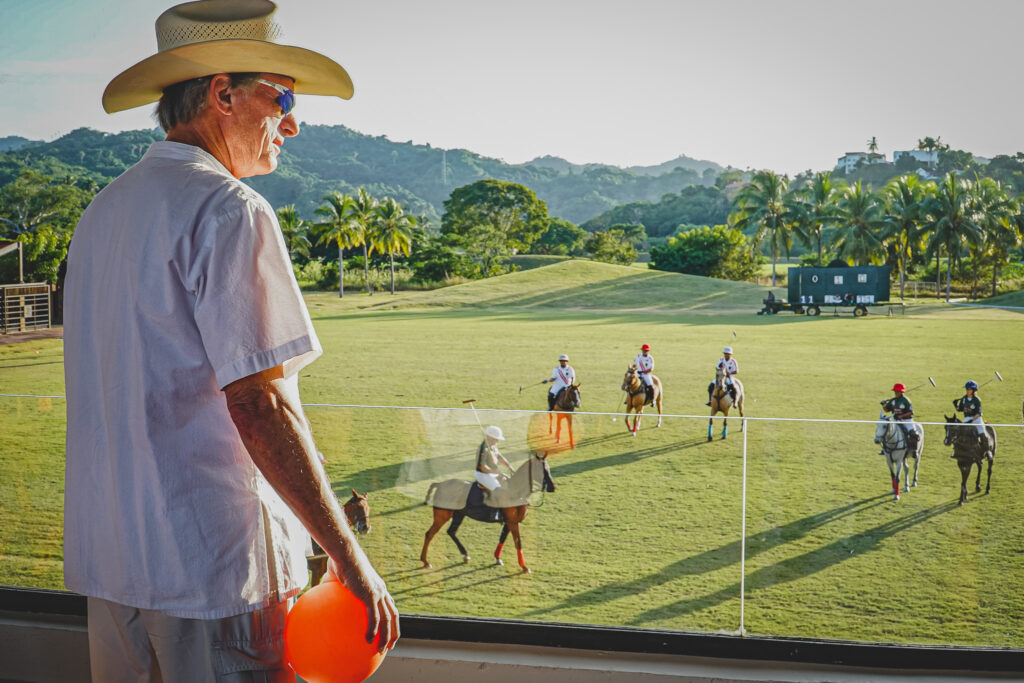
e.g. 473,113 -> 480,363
965,380 -> 978,390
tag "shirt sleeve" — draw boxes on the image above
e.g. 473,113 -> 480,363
187,196 -> 321,389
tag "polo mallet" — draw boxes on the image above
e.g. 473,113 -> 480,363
518,380 -> 545,394
904,377 -> 936,392
978,371 -> 1003,388
462,398 -> 485,433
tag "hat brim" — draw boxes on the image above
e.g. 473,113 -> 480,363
103,40 -> 353,113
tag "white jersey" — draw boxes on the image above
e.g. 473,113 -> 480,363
549,365 -> 576,394
633,353 -> 654,374
716,357 -> 739,375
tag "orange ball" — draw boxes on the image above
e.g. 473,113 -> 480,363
284,574 -> 385,683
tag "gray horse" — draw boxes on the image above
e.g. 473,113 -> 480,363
873,411 -> 923,500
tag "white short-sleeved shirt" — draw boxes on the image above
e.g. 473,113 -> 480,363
548,364 -> 575,393
63,142 -> 322,619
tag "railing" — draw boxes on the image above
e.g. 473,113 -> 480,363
2,395 -> 1022,651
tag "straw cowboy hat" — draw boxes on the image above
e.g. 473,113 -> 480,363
102,0 -> 353,113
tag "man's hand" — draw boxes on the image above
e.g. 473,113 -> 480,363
328,557 -> 400,653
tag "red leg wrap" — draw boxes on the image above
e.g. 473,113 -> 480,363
494,543 -> 504,559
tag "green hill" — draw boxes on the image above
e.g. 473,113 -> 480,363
307,259 -> 768,314
5,127 -> 723,225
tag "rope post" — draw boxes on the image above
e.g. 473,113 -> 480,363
739,415 -> 748,637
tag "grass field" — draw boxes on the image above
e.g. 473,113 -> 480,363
2,260 -> 1023,647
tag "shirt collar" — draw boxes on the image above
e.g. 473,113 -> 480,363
145,141 -> 235,179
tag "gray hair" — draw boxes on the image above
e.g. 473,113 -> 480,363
155,73 -> 259,132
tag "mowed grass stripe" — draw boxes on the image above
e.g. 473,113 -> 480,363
1,262 -> 1022,646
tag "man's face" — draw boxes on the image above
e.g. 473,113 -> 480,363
225,74 -> 298,178
559,360 -> 568,366
724,353 -> 732,360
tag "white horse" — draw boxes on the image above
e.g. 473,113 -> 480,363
873,411 -> 923,500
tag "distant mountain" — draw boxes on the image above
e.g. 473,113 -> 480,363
524,153 -> 726,178
625,155 -> 726,178
3,126 -> 730,225
0,136 -> 36,152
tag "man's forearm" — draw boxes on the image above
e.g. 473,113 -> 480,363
224,367 -> 366,570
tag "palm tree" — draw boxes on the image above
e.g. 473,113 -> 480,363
882,175 -> 932,299
276,204 -> 311,263
833,181 -> 886,266
347,187 -> 379,295
923,173 -> 983,302
730,170 -> 791,286
789,171 -> 840,266
867,136 -> 879,153
917,136 -> 947,152
315,191 -> 361,298
370,198 -> 417,294
971,177 -> 1019,297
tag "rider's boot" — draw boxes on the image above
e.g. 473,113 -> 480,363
979,433 -> 992,457
645,385 -> 654,405
705,383 -> 712,407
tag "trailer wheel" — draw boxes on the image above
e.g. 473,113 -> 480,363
854,305 -> 868,317
806,305 -> 820,316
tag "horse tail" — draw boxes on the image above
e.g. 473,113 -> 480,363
424,482 -> 439,506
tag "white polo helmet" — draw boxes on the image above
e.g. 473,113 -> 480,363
558,354 -> 570,361
484,425 -> 505,441
723,347 -> 733,354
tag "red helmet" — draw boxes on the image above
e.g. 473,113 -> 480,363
892,383 -> 906,392
641,344 -> 651,351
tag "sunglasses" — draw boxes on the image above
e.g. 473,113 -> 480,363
256,78 -> 295,115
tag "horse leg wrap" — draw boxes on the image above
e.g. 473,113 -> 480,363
494,542 -> 504,559
517,548 -> 526,568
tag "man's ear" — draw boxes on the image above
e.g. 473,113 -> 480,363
208,73 -> 235,115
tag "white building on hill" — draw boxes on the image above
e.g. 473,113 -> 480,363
893,149 -> 939,166
835,152 -> 886,173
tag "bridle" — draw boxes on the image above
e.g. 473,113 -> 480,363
878,417 -> 907,456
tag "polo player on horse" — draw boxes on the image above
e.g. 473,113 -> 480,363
953,379 -> 992,457
880,382 -> 919,453
475,425 -> 514,492
706,346 -> 738,406
542,354 -> 576,411
633,343 -> 655,405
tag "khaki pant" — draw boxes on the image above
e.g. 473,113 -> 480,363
87,597 -> 294,683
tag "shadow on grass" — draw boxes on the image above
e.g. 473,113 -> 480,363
627,500 -> 960,625
550,438 -> 708,478
390,562 -> 521,599
522,494 -> 946,621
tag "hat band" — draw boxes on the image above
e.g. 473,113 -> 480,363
157,18 -> 282,52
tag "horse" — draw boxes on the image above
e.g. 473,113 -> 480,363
873,411 -> 923,501
943,415 -> 997,506
708,365 -> 744,441
621,365 -> 663,435
548,383 -> 581,449
421,452 -> 555,574
307,489 -> 371,586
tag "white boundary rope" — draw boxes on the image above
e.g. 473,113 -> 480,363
739,416 -> 749,637
1,395 -> 1022,428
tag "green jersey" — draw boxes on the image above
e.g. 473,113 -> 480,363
954,394 -> 982,417
883,395 -> 913,419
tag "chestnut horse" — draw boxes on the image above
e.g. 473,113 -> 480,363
943,415 -> 997,506
421,452 -> 555,573
621,365 -> 663,435
548,383 -> 581,448
708,365 -> 744,441
308,489 -> 371,586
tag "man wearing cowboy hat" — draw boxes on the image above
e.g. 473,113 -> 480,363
62,1 -> 397,678
542,353 -> 577,411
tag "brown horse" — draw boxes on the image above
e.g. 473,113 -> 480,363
708,365 -> 744,441
621,365 -> 663,435
307,489 -> 371,586
548,383 -> 581,448
943,415 -> 997,506
420,452 -> 555,573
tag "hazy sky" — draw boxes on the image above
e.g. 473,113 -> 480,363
3,0 -> 1023,175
